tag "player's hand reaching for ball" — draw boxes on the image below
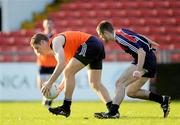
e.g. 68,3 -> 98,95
41,82 -> 52,97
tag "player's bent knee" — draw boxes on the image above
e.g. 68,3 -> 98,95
126,90 -> 136,98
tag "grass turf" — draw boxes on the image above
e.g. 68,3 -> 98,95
0,101 -> 180,125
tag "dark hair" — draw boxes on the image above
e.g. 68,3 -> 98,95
96,20 -> 114,34
30,33 -> 48,45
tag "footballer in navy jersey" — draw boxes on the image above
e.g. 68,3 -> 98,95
94,20 -> 171,119
115,28 -> 157,78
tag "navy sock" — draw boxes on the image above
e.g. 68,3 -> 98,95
106,101 -> 112,111
149,92 -> 163,104
109,104 -> 119,115
62,99 -> 72,110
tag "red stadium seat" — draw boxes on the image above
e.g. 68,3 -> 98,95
152,1 -> 170,8
54,19 -> 69,27
127,18 -> 146,26
139,9 -> 158,17
64,19 -> 83,27
80,3 -> 94,10
156,9 -> 174,17
23,30 -> 35,37
122,2 -> 139,9
0,32 -> 11,37
0,55 -> 16,62
112,19 -> 130,27
88,2 -> 108,10
14,37 -> 30,45
168,36 -> 180,43
131,27 -> 150,34
7,30 -> 34,38
0,45 -> 17,53
124,10 -> 141,17
110,10 -> 126,18
106,2 -> 123,9
172,9 -> 180,16
159,44 -> 175,50
143,18 -> 161,26
148,27 -> 166,34
171,53 -> 180,62
0,37 -> 15,45
0,37 -> 8,45
150,35 -> 171,44
160,18 -> 176,25
61,2 -> 94,10
173,44 -> 180,49
15,46 -> 34,54
61,10 -> 81,18
80,18 -> 98,26
169,1 -> 180,8
175,18 -> 180,25
95,11 -> 111,18
16,55 -> 36,62
136,1 -> 154,8
164,27 -> 180,34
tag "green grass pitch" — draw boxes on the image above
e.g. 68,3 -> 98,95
0,101 -> 180,125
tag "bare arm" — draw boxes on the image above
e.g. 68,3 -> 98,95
47,35 -> 66,85
136,48 -> 146,71
133,48 -> 146,78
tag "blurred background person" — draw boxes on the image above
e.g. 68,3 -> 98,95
42,19 -> 55,38
36,19 -> 57,107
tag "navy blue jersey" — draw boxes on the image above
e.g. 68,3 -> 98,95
115,28 -> 153,61
115,28 -> 157,78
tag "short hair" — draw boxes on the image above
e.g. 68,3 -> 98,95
30,33 -> 48,45
96,20 -> 114,34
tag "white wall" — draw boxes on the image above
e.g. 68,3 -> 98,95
0,0 -> 54,32
0,62 -> 149,101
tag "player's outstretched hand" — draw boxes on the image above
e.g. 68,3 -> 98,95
41,82 -> 52,97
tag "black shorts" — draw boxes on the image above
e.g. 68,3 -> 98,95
74,36 -> 105,69
132,51 -> 157,78
39,66 -> 55,74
